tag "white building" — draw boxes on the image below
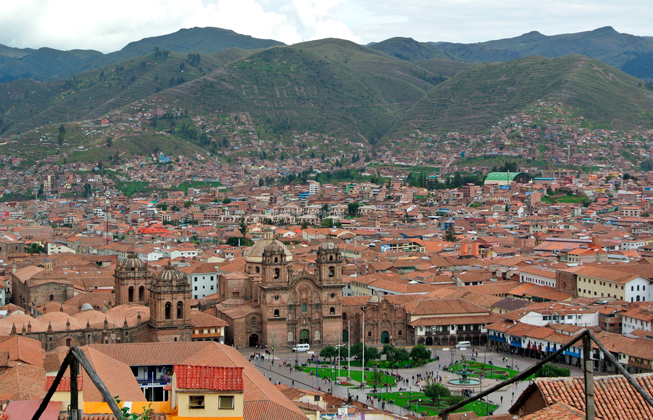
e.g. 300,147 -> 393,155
622,305 -> 653,335
519,266 -> 557,288
182,263 -> 221,300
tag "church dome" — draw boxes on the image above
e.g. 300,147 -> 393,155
122,252 -> 145,269
81,303 -> 94,311
319,242 -> 338,252
369,294 -> 382,304
157,264 -> 186,282
245,237 -> 293,263
264,242 -> 285,254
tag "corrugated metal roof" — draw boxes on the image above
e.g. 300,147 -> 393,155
5,399 -> 61,420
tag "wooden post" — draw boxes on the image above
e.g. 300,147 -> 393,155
583,334 -> 595,420
31,354 -> 70,420
70,354 -> 80,420
71,347 -> 124,419
588,330 -> 653,408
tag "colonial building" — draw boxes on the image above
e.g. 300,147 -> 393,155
0,253 -> 198,349
214,233 -> 345,348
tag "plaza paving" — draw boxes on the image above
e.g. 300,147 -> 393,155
240,345 -> 584,417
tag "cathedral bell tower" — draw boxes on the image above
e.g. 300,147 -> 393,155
148,263 -> 192,342
316,242 -> 343,285
261,242 -> 289,286
114,252 -> 153,306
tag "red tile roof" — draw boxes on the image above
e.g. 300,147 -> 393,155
174,365 -> 244,391
44,375 -> 83,391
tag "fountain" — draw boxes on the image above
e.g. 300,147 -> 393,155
449,358 -> 481,386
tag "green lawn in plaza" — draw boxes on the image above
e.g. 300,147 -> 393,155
300,367 -> 397,388
378,391 -> 498,417
448,360 -> 531,381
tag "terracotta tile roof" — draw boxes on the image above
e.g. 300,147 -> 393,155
174,365 -> 244,391
77,347 -> 144,403
531,373 -> 653,420
89,342 -> 308,420
402,298 -> 488,316
0,363 -> 46,400
519,402 -> 585,420
0,336 -> 45,368
44,375 -> 83,391
190,310 -> 229,328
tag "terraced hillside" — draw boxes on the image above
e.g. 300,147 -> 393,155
389,55 -> 653,137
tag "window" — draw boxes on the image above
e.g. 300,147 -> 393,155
189,396 -> 205,409
177,301 -> 184,319
315,304 -> 319,311
219,396 -> 234,410
128,286 -> 134,302
330,307 -> 335,315
302,303 -> 307,313
330,293 -> 335,298
328,266 -> 335,277
274,268 -> 280,279
139,286 -> 145,301
49,294 -> 54,301
274,295 -> 280,300
368,331 -> 372,337
165,302 -> 172,320
274,309 -> 280,317
255,266 -> 260,274
398,330 -> 402,336
274,257 -> 278,263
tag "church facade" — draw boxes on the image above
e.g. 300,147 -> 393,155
215,233 -> 345,348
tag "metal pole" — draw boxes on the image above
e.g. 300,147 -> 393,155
583,334 -> 595,420
348,318 -> 351,380
362,307 -> 366,387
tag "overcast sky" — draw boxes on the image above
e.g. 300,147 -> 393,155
0,0 -> 651,53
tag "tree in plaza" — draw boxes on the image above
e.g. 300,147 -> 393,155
319,345 -> 337,364
351,342 -> 379,365
369,370 -> 384,388
410,343 -> 431,363
424,382 -> 451,408
444,225 -> 457,242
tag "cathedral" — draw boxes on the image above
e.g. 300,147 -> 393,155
214,231 -> 345,348
3,252 -> 194,351
113,252 -> 193,342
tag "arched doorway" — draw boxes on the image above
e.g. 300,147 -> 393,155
249,334 -> 259,347
425,336 -> 433,346
299,329 -> 310,344
343,329 -> 349,343
381,331 -> 390,344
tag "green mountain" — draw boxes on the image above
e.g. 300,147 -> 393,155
151,38 -> 454,144
0,27 -> 283,83
0,48 -> 255,134
369,37 -> 455,61
388,55 -> 653,136
433,27 -> 653,79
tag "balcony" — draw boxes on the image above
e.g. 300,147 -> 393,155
192,331 -> 222,339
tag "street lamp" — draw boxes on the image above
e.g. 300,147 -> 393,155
348,318 -> 352,380
361,306 -> 366,387
271,334 -> 275,370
